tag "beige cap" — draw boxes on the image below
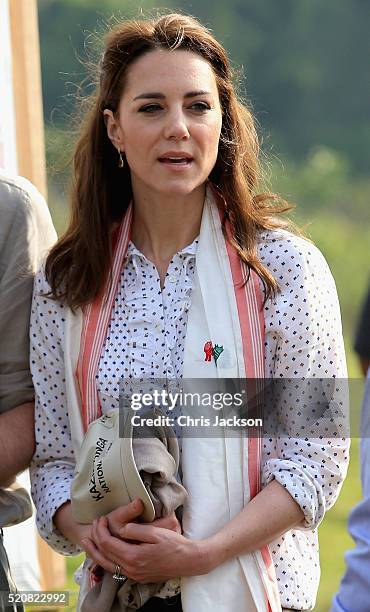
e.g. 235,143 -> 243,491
71,409 -> 155,524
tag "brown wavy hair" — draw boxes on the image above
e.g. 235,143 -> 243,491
46,11 -> 294,310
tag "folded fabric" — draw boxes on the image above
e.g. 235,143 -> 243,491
133,431 -> 187,519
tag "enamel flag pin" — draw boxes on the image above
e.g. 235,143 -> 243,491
204,341 -> 224,365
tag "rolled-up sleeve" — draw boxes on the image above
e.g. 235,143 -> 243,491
30,268 -> 81,555
260,233 -> 349,529
263,436 -> 349,529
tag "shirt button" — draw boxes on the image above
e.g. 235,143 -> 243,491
168,275 -> 177,283
155,323 -> 162,332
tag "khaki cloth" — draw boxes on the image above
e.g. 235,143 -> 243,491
0,172 -> 56,526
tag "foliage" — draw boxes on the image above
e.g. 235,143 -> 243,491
38,0 -> 370,175
270,148 -> 370,223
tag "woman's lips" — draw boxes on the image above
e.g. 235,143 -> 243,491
158,157 -> 193,163
158,157 -> 193,169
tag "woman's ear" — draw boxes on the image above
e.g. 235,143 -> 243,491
103,109 -> 124,151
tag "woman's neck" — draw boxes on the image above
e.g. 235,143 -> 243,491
130,185 -> 205,264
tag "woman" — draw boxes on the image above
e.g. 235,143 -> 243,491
30,12 -> 348,612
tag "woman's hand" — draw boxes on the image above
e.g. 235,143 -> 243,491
82,515 -> 211,582
81,498 -> 183,577
80,499 -> 143,569
52,501 -> 114,572
53,501 -> 92,545
106,499 -> 181,538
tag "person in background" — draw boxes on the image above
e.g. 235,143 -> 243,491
0,173 -> 56,611
354,283 -> 370,376
331,284 -> 370,612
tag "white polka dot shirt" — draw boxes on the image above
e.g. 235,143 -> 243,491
30,230 -> 348,610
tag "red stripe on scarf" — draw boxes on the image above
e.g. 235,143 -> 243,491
76,207 -> 132,432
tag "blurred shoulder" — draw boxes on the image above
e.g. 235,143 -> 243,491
0,171 -> 43,216
0,171 -> 56,237
0,172 -> 57,271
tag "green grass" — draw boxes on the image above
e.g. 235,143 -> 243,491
316,438 -> 361,611
63,556 -> 82,612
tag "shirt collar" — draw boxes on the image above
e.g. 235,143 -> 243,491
125,236 -> 199,263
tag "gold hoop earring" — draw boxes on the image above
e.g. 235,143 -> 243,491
118,150 -> 125,168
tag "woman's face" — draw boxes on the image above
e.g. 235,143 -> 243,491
104,48 -> 223,199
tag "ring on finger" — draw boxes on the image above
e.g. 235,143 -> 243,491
112,564 -> 127,583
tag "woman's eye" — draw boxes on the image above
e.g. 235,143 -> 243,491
138,102 -> 211,113
138,104 -> 162,113
190,102 -> 211,112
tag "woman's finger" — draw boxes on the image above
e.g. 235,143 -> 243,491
108,499 -> 144,527
91,515 -> 108,548
81,537 -> 115,574
153,513 -> 181,533
95,515 -> 139,561
119,522 -> 159,543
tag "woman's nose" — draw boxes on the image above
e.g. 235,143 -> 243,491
163,110 -> 190,140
